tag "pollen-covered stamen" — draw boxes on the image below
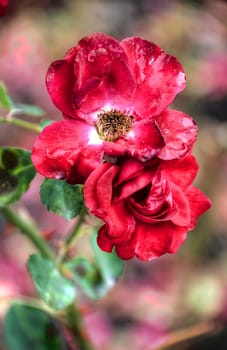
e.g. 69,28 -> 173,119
96,109 -> 134,141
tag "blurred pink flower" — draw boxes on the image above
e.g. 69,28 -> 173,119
0,0 -> 7,16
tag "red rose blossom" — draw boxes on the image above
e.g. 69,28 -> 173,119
84,156 -> 211,261
0,0 -> 7,16
32,33 -> 197,183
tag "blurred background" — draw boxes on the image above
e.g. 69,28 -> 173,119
0,0 -> 227,349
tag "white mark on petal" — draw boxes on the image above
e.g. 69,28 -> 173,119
176,72 -> 186,86
88,128 -> 103,145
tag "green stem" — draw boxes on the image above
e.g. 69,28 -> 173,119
57,207 -> 86,264
2,206 -> 54,259
65,207 -> 86,246
66,303 -> 95,350
0,116 -> 40,132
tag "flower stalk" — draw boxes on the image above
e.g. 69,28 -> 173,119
0,114 -> 40,132
57,206 -> 86,265
65,303 -> 95,350
1,206 -> 54,259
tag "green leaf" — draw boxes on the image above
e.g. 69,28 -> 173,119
27,254 -> 76,310
0,147 -> 36,206
40,179 -> 84,221
90,233 -> 124,297
0,82 -> 14,110
15,103 -> 44,117
3,303 -> 65,350
66,234 -> 124,299
64,257 -> 101,299
66,235 -> 124,299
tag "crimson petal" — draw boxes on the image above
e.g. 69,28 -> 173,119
46,46 -> 78,117
121,37 -> 186,118
32,120 -> 103,184
84,163 -> 135,238
156,110 -> 198,160
159,156 -> 199,190
71,33 -> 136,121
185,186 -> 211,230
133,222 -> 179,261
103,119 -> 164,161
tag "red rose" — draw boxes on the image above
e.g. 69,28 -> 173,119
0,0 -> 7,16
84,156 -> 211,261
32,33 -> 197,183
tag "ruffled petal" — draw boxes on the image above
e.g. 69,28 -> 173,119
84,162 -> 135,238
114,169 -> 155,201
116,158 -> 144,185
169,183 -> 191,226
103,119 -> 164,161
133,222 -> 175,261
32,120 -> 103,184
103,201 -> 135,238
168,228 -> 188,253
159,156 -> 199,190
46,46 -> 78,117
97,225 -> 136,259
84,162 -> 112,211
121,37 -> 186,118
97,225 -> 115,253
95,165 -> 119,210
185,186 -> 211,230
71,33 -> 136,121
156,110 -> 198,160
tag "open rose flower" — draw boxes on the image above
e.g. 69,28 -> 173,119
32,33 -> 197,183
84,156 -> 211,261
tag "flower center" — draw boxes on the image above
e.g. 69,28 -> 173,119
96,109 -> 134,141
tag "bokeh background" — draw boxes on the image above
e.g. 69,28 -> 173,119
0,0 -> 227,349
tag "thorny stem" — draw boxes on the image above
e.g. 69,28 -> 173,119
1,206 -> 55,260
0,114 -> 40,132
65,303 -> 95,350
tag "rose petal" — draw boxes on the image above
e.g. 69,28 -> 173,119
170,183 -> 191,226
115,237 -> 137,260
134,222 -> 175,261
185,186 -> 211,229
96,165 -> 119,210
71,33 -> 136,121
97,225 -> 115,253
84,163 -> 135,238
46,46 -> 78,117
121,37 -> 186,118
103,119 -> 164,161
159,156 -> 199,190
84,163 -> 112,211
32,120 -> 103,184
156,110 -> 198,160
168,228 -> 188,253
116,158 -> 145,185
114,169 -> 155,201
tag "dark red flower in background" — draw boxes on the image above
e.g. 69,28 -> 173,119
0,0 -> 7,16
32,33 -> 197,183
84,156 -> 211,261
